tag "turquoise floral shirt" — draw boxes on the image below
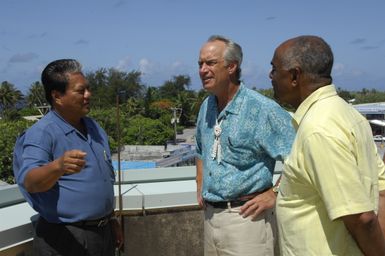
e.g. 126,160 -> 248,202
196,83 -> 295,202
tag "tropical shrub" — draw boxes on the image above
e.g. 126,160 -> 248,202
0,120 -> 34,183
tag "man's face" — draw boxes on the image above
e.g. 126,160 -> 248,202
269,46 -> 297,107
198,40 -> 230,94
58,72 -> 91,118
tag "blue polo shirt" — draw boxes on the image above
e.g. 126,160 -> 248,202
13,110 -> 115,223
196,83 -> 295,202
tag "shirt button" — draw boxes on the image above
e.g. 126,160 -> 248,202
209,172 -> 212,176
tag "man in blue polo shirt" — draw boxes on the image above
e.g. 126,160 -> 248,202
195,35 -> 295,256
13,59 -> 123,256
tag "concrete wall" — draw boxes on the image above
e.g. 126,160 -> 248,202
2,207 -> 204,256
116,145 -> 168,161
121,207 -> 203,256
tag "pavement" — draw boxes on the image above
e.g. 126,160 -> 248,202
176,127 -> 196,144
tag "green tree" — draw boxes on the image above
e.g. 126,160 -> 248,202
173,90 -> 197,126
86,68 -> 109,108
191,89 -> 209,117
86,68 -> 146,108
352,89 -> 385,104
0,81 -> 23,118
147,99 -> 173,120
26,81 -> 47,107
89,108 -> 120,152
123,115 -> 173,145
158,75 -> 190,99
337,87 -> 354,102
143,87 -> 160,116
0,119 -> 34,183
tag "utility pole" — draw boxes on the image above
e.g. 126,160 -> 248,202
170,107 -> 182,144
116,91 -> 125,255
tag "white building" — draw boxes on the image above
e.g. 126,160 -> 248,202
354,102 -> 385,138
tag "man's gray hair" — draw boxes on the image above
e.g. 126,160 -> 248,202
207,35 -> 243,81
281,35 -> 333,81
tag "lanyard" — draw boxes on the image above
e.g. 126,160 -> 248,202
211,117 -> 224,164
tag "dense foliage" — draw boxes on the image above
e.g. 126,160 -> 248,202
0,81 -> 23,120
0,120 -> 33,184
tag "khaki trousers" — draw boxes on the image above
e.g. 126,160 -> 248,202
204,204 -> 279,256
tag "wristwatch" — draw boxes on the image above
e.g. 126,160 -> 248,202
272,183 -> 280,194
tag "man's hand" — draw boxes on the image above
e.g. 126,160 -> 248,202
24,149 -> 87,193
58,150 -> 87,175
239,188 -> 276,220
197,188 -> 205,208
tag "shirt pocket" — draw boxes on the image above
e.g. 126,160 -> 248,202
225,136 -> 256,170
103,153 -> 116,180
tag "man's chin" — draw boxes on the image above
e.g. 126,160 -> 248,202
83,107 -> 91,115
203,84 -> 215,93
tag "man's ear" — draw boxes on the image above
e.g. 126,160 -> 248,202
290,67 -> 301,87
51,90 -> 62,106
227,62 -> 238,75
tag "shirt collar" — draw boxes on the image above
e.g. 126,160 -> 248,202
292,84 -> 337,129
209,82 -> 245,119
50,110 -> 90,136
225,82 -> 245,115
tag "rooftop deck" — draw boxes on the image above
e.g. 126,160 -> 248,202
0,163 -> 282,256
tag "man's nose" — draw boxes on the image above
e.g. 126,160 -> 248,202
85,89 -> 92,98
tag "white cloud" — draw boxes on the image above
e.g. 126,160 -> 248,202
241,61 -> 271,88
137,58 -> 195,86
171,61 -> 184,69
333,63 -> 365,77
116,56 -> 131,71
138,58 -> 154,74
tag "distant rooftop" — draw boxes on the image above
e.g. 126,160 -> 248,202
353,102 -> 385,115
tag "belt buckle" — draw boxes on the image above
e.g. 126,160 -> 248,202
97,218 -> 109,227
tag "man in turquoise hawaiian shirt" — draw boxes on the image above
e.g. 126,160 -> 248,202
195,35 -> 295,256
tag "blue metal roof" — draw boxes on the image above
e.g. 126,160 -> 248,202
112,161 -> 156,170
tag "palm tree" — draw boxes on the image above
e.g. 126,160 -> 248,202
159,75 -> 191,99
0,81 -> 23,113
191,89 -> 209,116
26,81 -> 46,107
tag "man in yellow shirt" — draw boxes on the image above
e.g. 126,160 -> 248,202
270,35 -> 385,255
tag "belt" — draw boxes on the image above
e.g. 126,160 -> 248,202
205,189 -> 269,209
206,200 -> 247,209
69,214 -> 113,228
40,213 -> 114,228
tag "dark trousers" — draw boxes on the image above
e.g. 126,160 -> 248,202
33,217 -> 116,256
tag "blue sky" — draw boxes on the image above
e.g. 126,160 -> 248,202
1,0 -> 384,94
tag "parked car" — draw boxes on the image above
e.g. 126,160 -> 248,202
373,135 -> 385,142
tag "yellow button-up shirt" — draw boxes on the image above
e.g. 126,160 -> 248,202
277,84 -> 385,255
